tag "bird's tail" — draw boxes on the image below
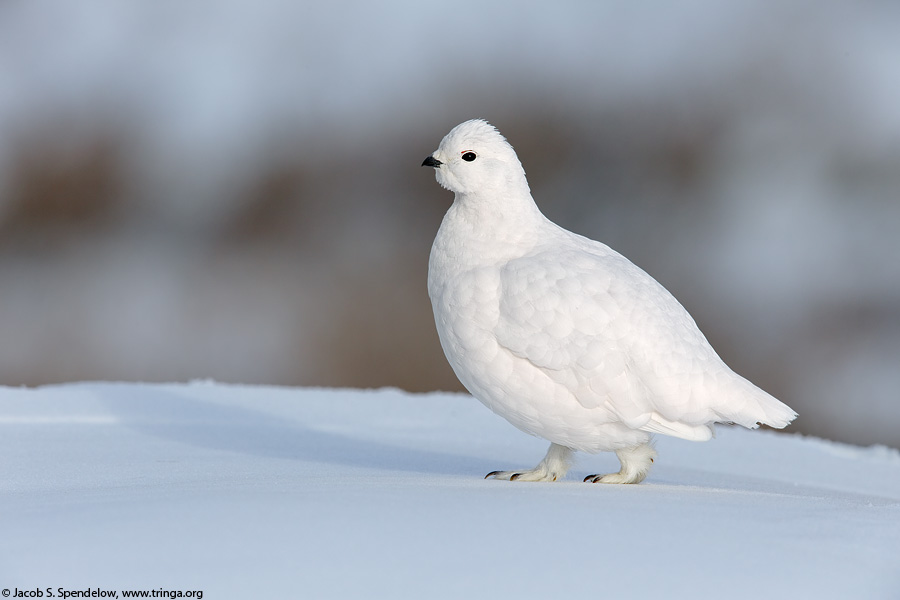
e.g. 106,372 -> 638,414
716,375 -> 797,430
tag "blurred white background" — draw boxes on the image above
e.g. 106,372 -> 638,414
1,0 -> 898,446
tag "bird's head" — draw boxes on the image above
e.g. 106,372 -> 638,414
422,119 -> 530,198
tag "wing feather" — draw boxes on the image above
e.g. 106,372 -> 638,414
492,242 -> 727,439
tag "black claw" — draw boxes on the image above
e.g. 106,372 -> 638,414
510,473 -> 521,481
584,474 -> 599,483
485,471 -> 501,479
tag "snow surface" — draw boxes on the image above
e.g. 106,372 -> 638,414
2,382 -> 899,599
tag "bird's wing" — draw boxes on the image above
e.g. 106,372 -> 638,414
493,242 -> 723,433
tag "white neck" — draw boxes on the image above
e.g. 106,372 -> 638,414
428,188 -> 552,286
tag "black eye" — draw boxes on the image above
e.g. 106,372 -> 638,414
461,152 -> 476,162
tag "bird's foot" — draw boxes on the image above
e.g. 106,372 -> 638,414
485,468 -> 561,482
583,471 -> 644,484
583,443 -> 656,485
484,443 -> 573,483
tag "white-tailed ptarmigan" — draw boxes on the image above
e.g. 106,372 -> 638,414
423,119 -> 797,484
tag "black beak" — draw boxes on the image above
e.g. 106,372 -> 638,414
422,156 -> 442,168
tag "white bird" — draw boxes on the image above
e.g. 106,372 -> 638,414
423,119 -> 797,484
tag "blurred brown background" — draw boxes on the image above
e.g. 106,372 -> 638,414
1,1 -> 898,447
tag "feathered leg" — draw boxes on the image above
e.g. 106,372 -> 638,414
584,443 -> 656,484
485,443 -> 574,482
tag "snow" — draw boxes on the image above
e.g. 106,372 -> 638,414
2,383 -> 898,599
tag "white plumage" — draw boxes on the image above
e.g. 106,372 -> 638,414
423,119 -> 797,484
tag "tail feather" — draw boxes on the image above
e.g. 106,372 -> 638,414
717,376 -> 797,430
754,391 -> 798,429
